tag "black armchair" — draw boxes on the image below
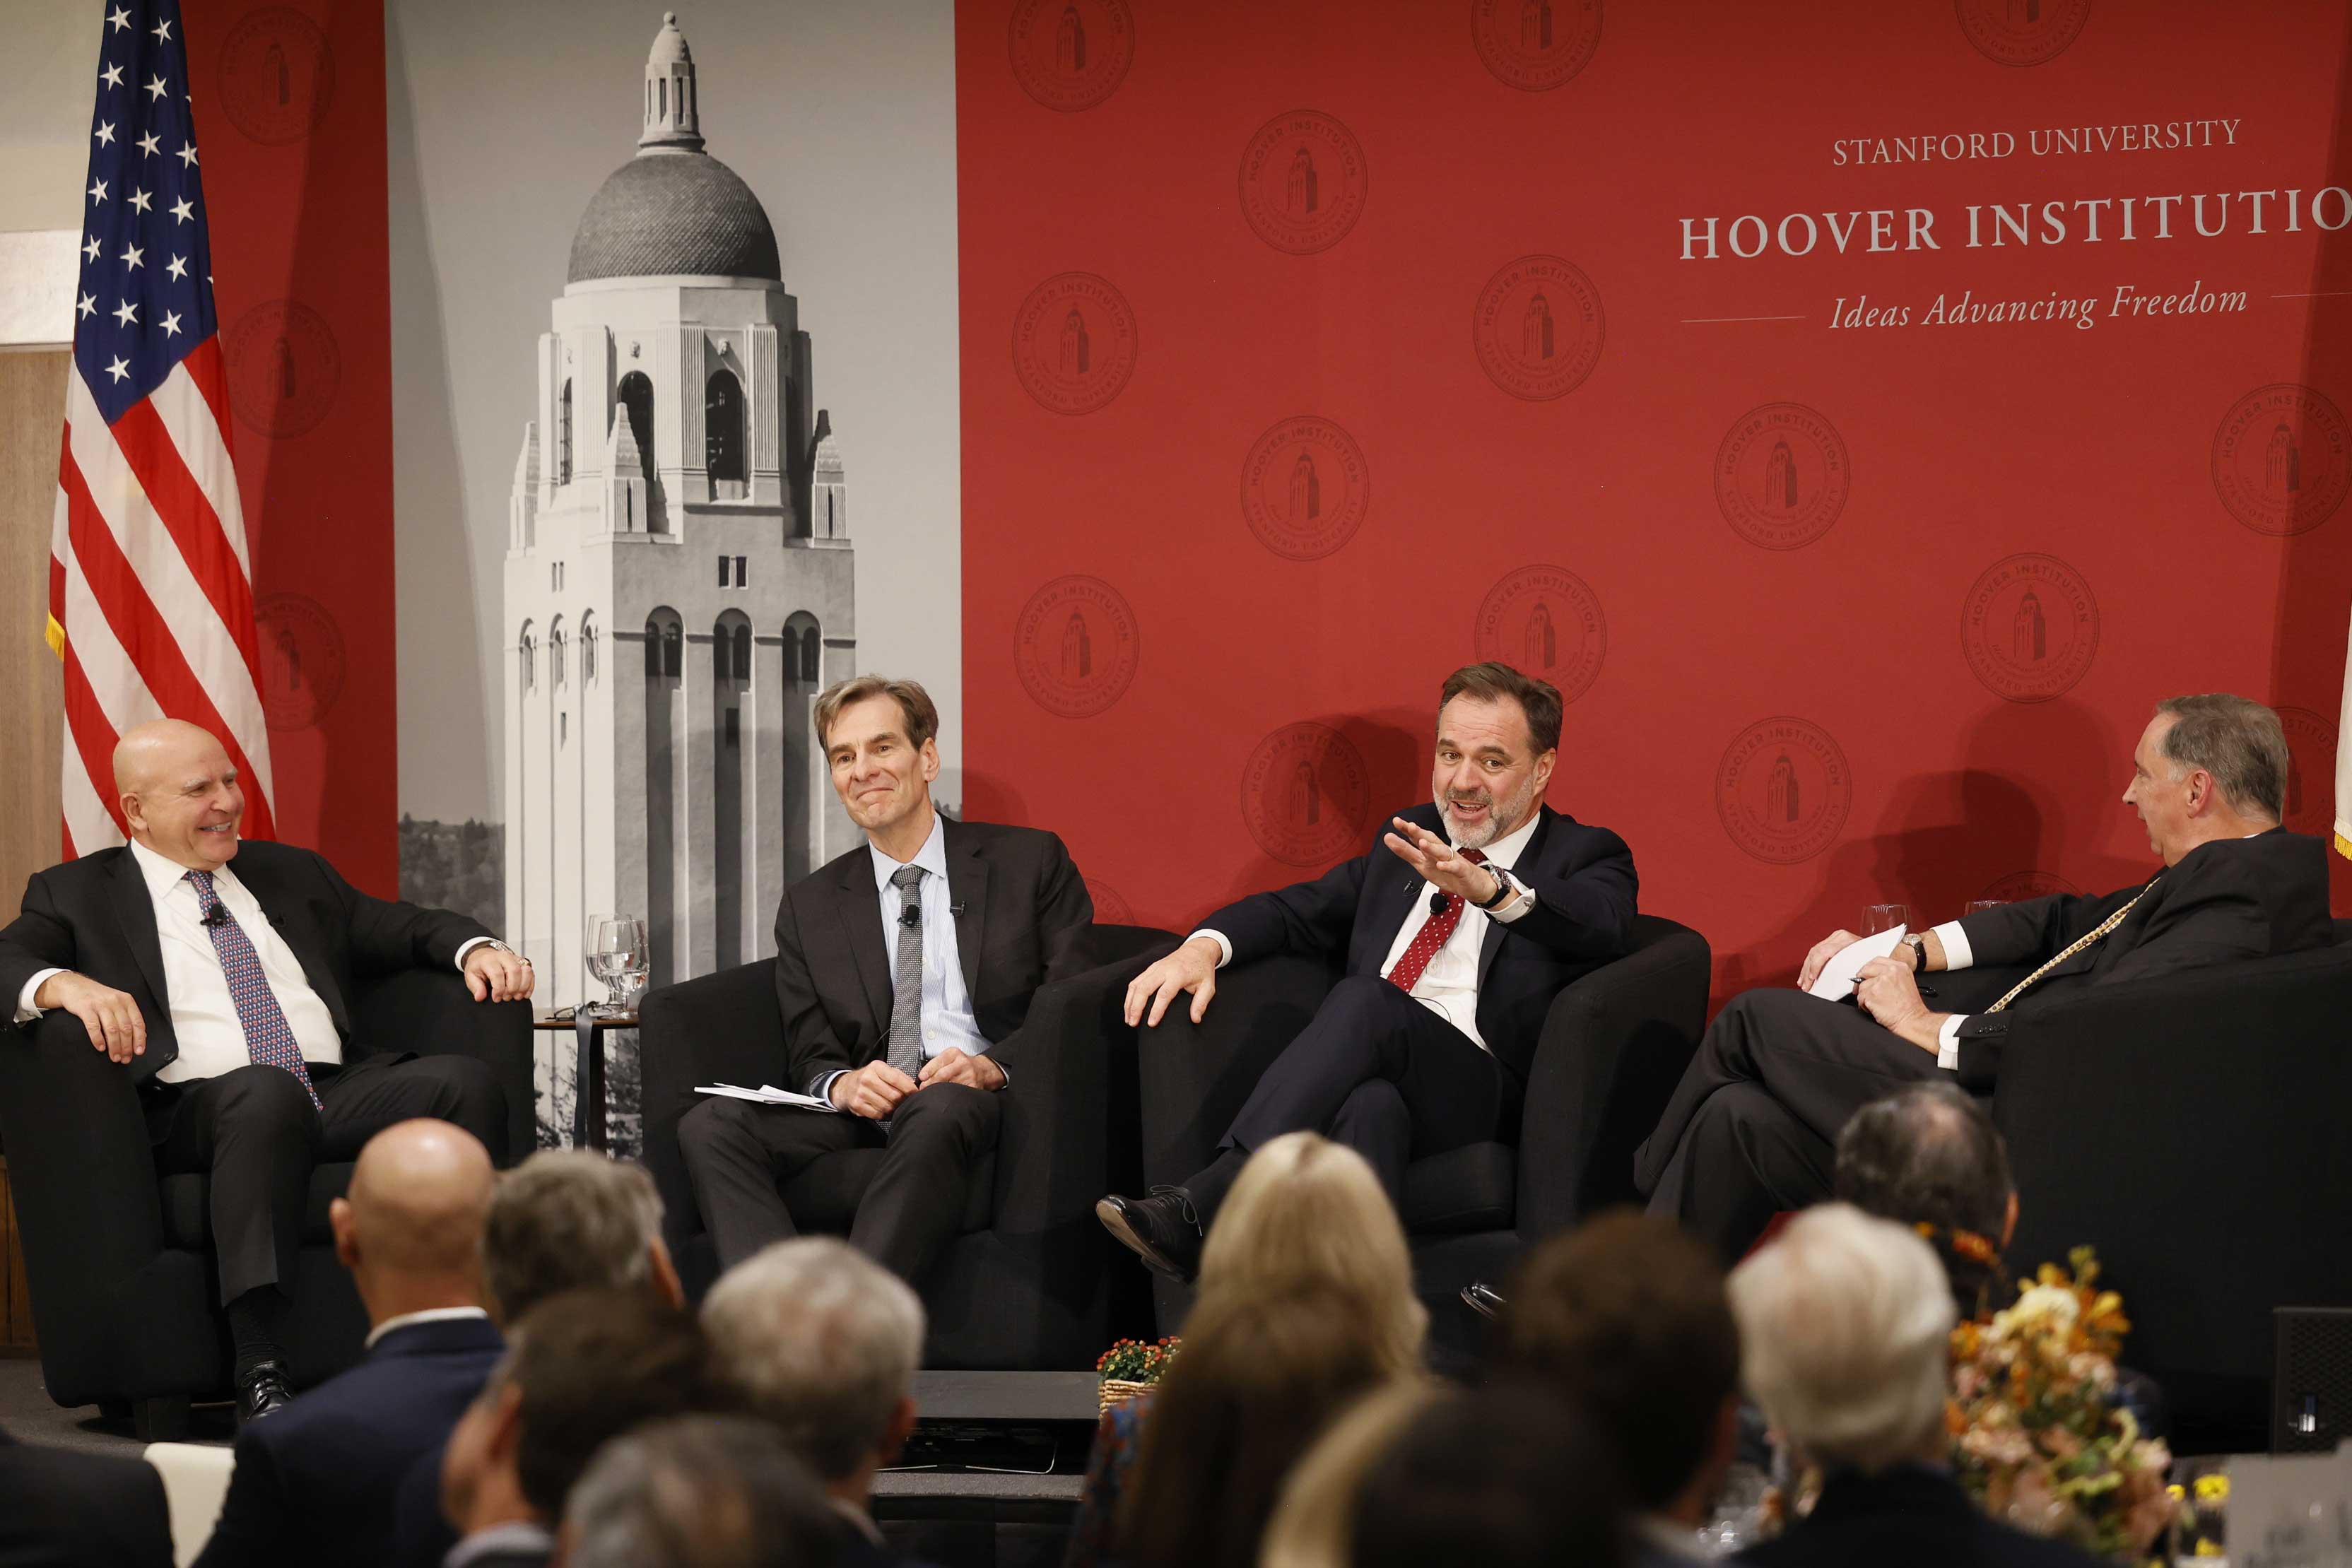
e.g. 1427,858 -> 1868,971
1135,915 -> 1712,1357
637,924 -> 1177,1369
1992,923 -> 2352,1456
0,969 -> 533,1437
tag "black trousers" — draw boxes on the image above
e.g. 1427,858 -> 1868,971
1633,988 -> 1948,1261
145,1054 -> 508,1304
1189,974 -> 1519,1220
677,1081 -> 1001,1287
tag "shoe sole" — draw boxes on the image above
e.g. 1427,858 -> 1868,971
1095,1198 -> 1194,1283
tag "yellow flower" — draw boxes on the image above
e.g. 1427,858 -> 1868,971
2194,1474 -> 2229,1503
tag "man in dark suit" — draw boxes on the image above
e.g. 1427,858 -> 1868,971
0,1422 -> 175,1567
0,719 -> 528,1420
1639,694 -> 2336,1261
194,1119 -> 507,1568
1100,662 -> 1638,1278
675,677 -> 1094,1285
435,1290 -> 725,1568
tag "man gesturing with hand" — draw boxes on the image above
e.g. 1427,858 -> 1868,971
676,678 -> 1094,1290
1099,664 -> 1638,1281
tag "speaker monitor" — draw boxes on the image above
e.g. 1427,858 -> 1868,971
2274,1307 -> 2352,1454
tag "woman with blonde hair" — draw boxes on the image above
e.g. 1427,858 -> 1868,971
1062,1134 -> 1425,1568
1257,1382 -> 1444,1568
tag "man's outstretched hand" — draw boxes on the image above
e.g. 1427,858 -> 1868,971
1122,936 -> 1222,1028
37,971 -> 147,1063
1796,929 -> 1863,993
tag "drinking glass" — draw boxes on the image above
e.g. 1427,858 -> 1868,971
584,914 -> 648,1016
1864,903 -> 1909,935
1964,900 -> 2006,917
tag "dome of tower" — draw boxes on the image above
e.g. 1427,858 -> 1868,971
567,152 -> 781,283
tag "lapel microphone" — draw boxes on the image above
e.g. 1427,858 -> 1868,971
200,903 -> 229,929
1428,890 -> 1448,916
948,902 -> 966,917
898,905 -> 920,929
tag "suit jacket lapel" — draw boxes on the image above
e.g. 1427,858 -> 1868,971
1476,806 -> 1551,991
236,857 -> 351,1034
107,851 -> 172,1015
836,851 -> 894,1042
945,822 -> 989,1005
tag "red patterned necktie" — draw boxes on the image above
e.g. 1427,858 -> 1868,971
1384,849 -> 1488,994
186,871 -> 321,1109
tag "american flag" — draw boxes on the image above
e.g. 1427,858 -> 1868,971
51,0 -> 275,854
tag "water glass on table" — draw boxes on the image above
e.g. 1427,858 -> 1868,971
1864,903 -> 1909,936
585,914 -> 649,1018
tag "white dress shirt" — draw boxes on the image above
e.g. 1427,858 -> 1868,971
364,1304 -> 492,1350
811,813 -> 993,1102
13,837 -> 498,1083
1194,809 -> 1541,1052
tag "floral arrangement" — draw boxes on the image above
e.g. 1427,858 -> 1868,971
1095,1337 -> 1180,1408
1946,1246 -> 2180,1563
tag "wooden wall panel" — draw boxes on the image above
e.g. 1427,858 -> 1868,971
0,349 -> 66,923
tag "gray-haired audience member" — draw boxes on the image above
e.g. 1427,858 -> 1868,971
434,1290 -> 722,1568
483,1150 -> 684,1323
391,1151 -> 689,1568
1726,1204 -> 2100,1568
561,1416 -> 840,1568
1495,1210 -> 1739,1566
1833,1082 -> 2016,1317
700,1238 -> 931,1568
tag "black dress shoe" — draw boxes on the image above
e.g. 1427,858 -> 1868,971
236,1359 -> 293,1427
1096,1186 -> 1204,1281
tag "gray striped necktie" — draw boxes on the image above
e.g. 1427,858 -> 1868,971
887,864 -> 926,1077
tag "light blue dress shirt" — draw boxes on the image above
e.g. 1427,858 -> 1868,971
812,813 -> 993,1104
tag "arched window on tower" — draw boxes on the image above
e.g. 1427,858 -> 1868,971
706,367 -> 745,486
799,623 -> 821,683
550,617 -> 567,688
582,613 -> 599,683
733,623 -> 752,680
519,620 -> 536,690
557,378 -> 573,483
618,372 -> 656,480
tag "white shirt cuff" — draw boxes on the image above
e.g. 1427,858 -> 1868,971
1935,1013 -> 1970,1072
811,1069 -> 847,1105
1487,871 -> 1534,923
1189,930 -> 1234,969
14,968 -> 64,1024
1930,920 -> 1973,972
454,936 -> 500,971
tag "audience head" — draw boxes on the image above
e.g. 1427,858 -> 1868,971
329,1118 -> 496,1320
112,717 -> 243,871
560,1415 -> 840,1568
1434,662 -> 1561,849
1349,1388 -> 1628,1568
700,1237 -> 924,1502
1727,1203 -> 1956,1475
1835,1081 -> 2016,1314
1198,1133 -> 1425,1374
1495,1209 -> 1740,1524
812,676 -> 940,839
1259,1381 -> 1445,1568
442,1289 -> 724,1536
1115,1281 -> 1409,1568
2130,692 -> 2287,861
483,1150 -> 683,1325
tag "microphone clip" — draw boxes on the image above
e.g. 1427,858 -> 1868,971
898,904 -> 921,929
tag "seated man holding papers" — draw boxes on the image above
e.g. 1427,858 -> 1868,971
675,677 -> 1095,1290
1635,694 -> 2334,1261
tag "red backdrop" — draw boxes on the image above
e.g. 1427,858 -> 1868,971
174,0 -> 396,891
959,0 -> 2352,1002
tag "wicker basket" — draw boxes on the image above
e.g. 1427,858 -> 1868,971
1098,1377 -> 1158,1414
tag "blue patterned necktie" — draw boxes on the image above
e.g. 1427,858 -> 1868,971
185,870 -> 320,1109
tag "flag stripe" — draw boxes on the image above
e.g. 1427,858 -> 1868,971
112,368 -> 262,681
155,343 -> 253,580
59,642 -> 129,847
60,447 -> 278,840
65,368 -> 275,806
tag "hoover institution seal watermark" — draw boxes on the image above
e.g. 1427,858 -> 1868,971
1242,723 -> 1372,866
1473,565 -> 1606,704
1239,416 -> 1370,560
1012,273 -> 1138,415
1716,717 -> 1852,865
1960,553 -> 2098,703
1715,403 -> 1851,551
1013,575 -> 1140,718
1472,255 -> 1605,401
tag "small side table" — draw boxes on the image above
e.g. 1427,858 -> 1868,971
532,1009 -> 638,1153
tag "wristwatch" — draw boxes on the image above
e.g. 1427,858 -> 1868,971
1475,866 -> 1517,911
1901,933 -> 1928,972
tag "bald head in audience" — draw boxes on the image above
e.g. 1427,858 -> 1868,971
330,1119 -> 498,1328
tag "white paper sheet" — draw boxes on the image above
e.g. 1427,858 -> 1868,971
693,1083 -> 837,1112
1804,924 -> 1907,999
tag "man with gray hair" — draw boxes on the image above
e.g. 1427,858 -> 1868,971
1727,1204 -> 2100,1567
561,1416 -> 840,1568
701,1238 -> 929,1568
391,1151 -> 688,1568
1640,693 -> 2332,1261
